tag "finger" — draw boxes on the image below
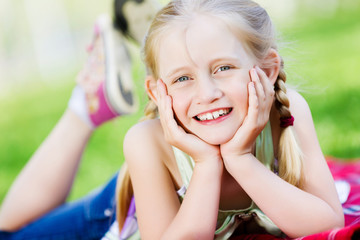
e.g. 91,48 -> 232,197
158,80 -> 176,127
156,80 -> 165,118
255,66 -> 275,98
157,79 -> 171,113
250,68 -> 266,102
255,67 -> 274,118
164,95 -> 179,132
157,80 -> 170,127
231,82 -> 259,145
157,80 -> 187,142
247,81 -> 259,124
157,79 -> 166,101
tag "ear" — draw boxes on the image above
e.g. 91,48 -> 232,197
262,48 -> 281,85
145,75 -> 159,103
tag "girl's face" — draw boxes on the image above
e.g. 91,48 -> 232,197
157,15 -> 257,145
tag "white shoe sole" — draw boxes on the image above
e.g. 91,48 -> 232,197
97,14 -> 138,115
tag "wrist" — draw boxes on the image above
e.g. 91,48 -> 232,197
223,153 -> 254,175
193,153 -> 222,164
220,142 -> 255,164
222,150 -> 252,163
190,147 -> 222,164
194,157 -> 224,177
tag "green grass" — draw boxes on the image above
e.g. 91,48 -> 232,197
0,60 -> 148,203
279,7 -> 360,159
1,7 -> 360,204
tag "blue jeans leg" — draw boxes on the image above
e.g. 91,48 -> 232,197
0,172 -> 118,240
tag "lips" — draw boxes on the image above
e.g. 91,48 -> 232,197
194,108 -> 232,121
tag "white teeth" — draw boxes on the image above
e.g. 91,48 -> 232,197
206,113 -> 213,120
213,111 -> 220,119
199,115 -> 206,121
196,109 -> 230,121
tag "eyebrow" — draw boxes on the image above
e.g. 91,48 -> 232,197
209,56 -> 242,66
165,66 -> 192,79
164,55 -> 242,79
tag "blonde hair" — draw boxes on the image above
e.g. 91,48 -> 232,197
117,0 -> 304,230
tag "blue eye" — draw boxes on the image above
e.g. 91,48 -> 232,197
217,66 -> 231,72
176,76 -> 190,82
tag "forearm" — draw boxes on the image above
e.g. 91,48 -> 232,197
0,109 -> 93,230
225,154 -> 343,238
162,160 -> 223,239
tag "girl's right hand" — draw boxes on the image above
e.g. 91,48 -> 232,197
157,79 -> 221,163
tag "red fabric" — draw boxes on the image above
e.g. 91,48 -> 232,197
327,158 -> 360,227
297,223 -> 360,240
230,157 -> 360,240
231,234 -> 284,240
231,224 -> 360,240
280,116 -> 295,128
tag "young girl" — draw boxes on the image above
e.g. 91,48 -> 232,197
117,0 -> 344,238
0,0 -> 159,238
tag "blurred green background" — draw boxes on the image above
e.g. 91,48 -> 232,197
0,0 -> 359,204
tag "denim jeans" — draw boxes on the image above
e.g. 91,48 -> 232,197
0,172 -> 118,240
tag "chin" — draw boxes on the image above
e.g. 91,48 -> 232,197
200,134 -> 233,146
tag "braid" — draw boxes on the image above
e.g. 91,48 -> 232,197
142,99 -> 158,121
274,61 -> 291,118
274,63 -> 304,188
116,163 -> 133,230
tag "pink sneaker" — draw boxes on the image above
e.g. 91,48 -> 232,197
77,14 -> 138,127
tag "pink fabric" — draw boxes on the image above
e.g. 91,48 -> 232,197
89,82 -> 118,126
230,157 -> 360,240
327,158 -> 360,227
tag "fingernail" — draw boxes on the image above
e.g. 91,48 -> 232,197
251,68 -> 256,76
157,80 -> 163,90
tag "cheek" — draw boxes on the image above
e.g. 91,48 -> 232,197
237,82 -> 249,101
225,78 -> 250,116
169,91 -> 190,120
228,77 -> 249,100
169,92 -> 194,133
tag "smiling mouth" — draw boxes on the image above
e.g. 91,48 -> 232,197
194,108 -> 232,121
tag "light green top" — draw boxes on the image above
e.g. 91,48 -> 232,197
172,122 -> 282,239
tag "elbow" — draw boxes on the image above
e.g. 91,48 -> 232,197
325,209 -> 345,231
178,231 -> 214,240
285,213 -> 345,239
191,230 -> 214,240
318,213 -> 345,235
161,233 -> 213,240
334,212 -> 345,229
161,225 -> 214,240
184,222 -> 216,240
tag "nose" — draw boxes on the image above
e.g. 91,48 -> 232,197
195,74 -> 223,104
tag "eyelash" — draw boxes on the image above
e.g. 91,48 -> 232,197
175,76 -> 190,83
173,65 -> 232,83
215,65 -> 231,73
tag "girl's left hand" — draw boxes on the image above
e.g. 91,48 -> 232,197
220,66 -> 275,161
